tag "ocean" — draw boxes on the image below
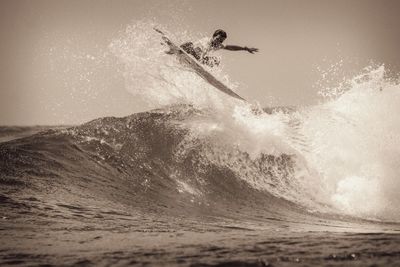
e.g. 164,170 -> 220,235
1,101 -> 400,266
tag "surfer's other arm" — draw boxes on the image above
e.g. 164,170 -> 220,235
223,45 -> 259,54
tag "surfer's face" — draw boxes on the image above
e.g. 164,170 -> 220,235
212,35 -> 226,46
214,33 -> 226,41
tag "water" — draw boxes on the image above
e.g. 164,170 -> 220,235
1,22 -> 400,266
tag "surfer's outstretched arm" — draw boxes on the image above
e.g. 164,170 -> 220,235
224,45 -> 259,54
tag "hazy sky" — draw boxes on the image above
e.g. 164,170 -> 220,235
1,0 -> 400,125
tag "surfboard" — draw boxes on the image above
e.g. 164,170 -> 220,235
154,28 -> 246,101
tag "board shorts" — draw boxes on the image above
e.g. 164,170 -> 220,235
180,42 -> 220,67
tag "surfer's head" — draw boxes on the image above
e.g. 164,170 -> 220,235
212,29 -> 227,43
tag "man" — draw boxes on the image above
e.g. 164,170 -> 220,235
180,29 -> 259,67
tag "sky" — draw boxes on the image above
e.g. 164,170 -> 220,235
1,0 -> 400,125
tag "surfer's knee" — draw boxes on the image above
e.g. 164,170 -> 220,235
202,56 -> 220,67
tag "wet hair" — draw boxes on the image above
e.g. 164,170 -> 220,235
213,29 -> 227,39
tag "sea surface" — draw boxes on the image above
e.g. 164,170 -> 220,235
1,103 -> 400,267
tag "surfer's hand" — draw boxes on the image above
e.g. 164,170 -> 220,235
246,47 -> 259,54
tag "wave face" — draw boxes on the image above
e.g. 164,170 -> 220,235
0,106 -> 308,223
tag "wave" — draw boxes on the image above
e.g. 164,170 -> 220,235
1,72 -> 399,225
1,22 -> 400,228
0,105 -> 307,223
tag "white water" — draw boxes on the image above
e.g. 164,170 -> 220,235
301,66 -> 400,220
111,21 -> 400,222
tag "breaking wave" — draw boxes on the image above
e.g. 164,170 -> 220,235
1,21 -> 400,226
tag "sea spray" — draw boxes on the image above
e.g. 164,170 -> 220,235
301,65 -> 400,220
109,21 -> 241,110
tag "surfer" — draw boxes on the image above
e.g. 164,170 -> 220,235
180,29 -> 259,67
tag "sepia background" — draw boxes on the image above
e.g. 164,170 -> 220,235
1,0 -> 400,125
